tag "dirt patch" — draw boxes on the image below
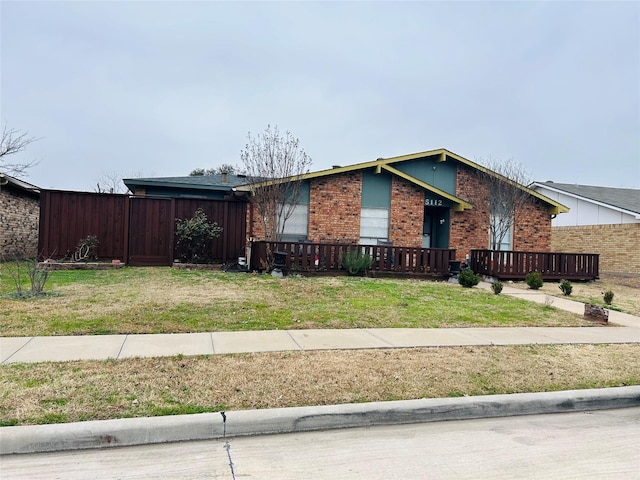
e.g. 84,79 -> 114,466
508,273 -> 640,317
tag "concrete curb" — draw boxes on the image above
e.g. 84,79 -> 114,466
2,386 -> 639,455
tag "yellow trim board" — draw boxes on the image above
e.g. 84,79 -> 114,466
235,147 -> 569,215
381,165 -> 472,212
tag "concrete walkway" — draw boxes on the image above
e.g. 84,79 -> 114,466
1,284 -> 639,364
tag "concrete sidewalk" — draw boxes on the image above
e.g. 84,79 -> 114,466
1,284 -> 639,364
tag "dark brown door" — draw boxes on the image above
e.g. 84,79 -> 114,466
128,197 -> 174,266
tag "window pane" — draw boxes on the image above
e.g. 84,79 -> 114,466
279,204 -> 308,236
360,207 -> 388,240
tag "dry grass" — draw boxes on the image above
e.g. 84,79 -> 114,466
1,344 -> 638,426
508,273 -> 640,316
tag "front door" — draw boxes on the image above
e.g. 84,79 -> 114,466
423,207 -> 449,249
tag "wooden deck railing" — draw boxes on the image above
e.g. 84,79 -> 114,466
250,241 -> 456,276
470,249 -> 599,280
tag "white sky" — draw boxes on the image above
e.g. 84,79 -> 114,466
2,1 -> 639,192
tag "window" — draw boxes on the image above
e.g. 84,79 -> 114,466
360,207 -> 389,244
490,213 -> 513,251
278,203 -> 309,242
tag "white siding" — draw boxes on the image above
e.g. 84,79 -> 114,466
534,187 -> 639,226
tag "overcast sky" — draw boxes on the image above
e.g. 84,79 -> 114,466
2,1 -> 639,192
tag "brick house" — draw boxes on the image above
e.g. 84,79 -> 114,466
241,149 -> 568,261
124,148 -> 569,263
0,174 -> 40,259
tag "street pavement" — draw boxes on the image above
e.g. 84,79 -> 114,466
2,408 -> 639,479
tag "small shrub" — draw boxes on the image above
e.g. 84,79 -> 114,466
175,209 -> 223,263
341,249 -> 373,276
525,271 -> 543,290
559,279 -> 573,296
458,269 -> 480,288
72,235 -> 99,262
491,281 -> 504,295
603,290 -> 614,305
3,257 -> 51,298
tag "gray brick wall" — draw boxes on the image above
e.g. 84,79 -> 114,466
0,187 -> 40,259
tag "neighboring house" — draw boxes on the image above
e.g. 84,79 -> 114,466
532,182 -> 640,274
123,173 -> 250,200
0,174 -> 40,259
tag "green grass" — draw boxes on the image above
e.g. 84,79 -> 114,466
0,266 -> 594,336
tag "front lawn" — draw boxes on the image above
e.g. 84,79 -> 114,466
0,266 -> 592,336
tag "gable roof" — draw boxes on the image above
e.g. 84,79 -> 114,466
533,181 -> 640,217
123,173 -> 250,194
239,148 -> 569,214
0,173 -> 40,197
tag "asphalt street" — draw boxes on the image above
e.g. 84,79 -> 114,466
2,407 -> 639,480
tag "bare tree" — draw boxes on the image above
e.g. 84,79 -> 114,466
189,163 -> 244,176
476,157 -> 533,251
240,125 -> 312,241
0,123 -> 40,177
95,169 -> 153,194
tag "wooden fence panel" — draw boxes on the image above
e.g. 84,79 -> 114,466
174,198 -> 247,262
38,191 -> 128,260
39,191 -> 247,265
128,197 -> 174,266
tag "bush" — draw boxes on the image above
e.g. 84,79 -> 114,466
458,269 -> 480,288
341,249 -> 372,276
525,271 -> 543,290
175,209 -> 223,263
3,257 -> 50,298
491,281 -> 504,295
72,235 -> 99,262
603,290 -> 614,305
559,279 -> 572,296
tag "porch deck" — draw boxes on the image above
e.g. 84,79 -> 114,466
470,249 -> 599,281
250,241 -> 456,277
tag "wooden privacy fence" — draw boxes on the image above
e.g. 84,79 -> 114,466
470,249 -> 599,280
39,190 -> 247,266
250,240 -> 456,276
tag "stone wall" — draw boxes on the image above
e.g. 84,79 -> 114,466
551,224 -> 640,274
0,186 -> 40,258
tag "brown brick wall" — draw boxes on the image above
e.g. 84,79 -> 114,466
513,201 -> 551,251
247,201 -> 265,240
450,165 -> 552,260
0,187 -> 40,258
389,177 -> 423,247
308,171 -> 362,243
450,167 -> 491,259
551,224 -> 640,274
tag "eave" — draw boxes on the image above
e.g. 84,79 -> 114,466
380,164 -> 472,211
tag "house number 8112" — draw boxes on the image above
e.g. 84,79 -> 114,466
425,199 -> 443,206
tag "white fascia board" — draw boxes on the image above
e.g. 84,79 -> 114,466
531,183 -> 640,220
